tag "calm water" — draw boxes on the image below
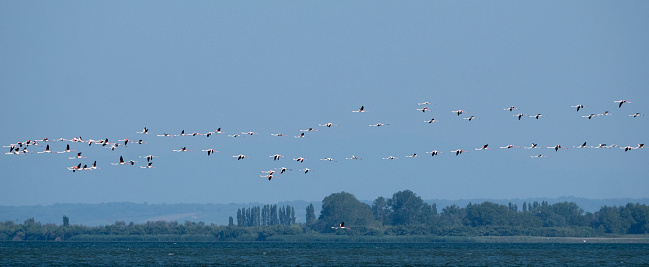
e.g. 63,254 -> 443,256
1,242 -> 648,266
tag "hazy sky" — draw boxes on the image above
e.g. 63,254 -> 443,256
1,1 -> 647,206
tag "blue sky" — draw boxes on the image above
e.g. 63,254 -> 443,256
1,1 -> 647,206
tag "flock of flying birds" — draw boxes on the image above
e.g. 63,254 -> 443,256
3,99 -> 644,180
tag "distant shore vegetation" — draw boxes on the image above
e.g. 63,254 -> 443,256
2,190 -> 648,242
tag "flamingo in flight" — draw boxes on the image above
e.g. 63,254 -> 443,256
514,113 -> 526,120
425,118 -> 437,124
140,155 -> 158,162
452,110 -> 466,116
369,123 -> 389,127
294,133 -> 307,138
294,157 -> 306,162
548,145 -> 568,151
37,145 -> 53,154
234,154 -> 248,160
68,152 -> 86,159
382,156 -> 399,160
621,146 -> 635,152
531,154 -> 547,158
136,127 -> 149,134
575,142 -> 587,148
67,163 -> 83,172
582,114 -> 597,119
426,150 -> 442,156
278,167 -> 291,173
111,156 -> 135,165
271,133 -> 288,137
172,147 -> 191,152
571,104 -> 585,112
500,145 -> 520,149
202,149 -> 218,156
614,100 -> 631,108
504,106 -> 519,111
405,153 -> 419,158
464,116 -> 476,121
300,168 -> 311,174
332,222 -> 349,229
300,128 -> 319,132
346,155 -> 362,160
598,111 -> 612,116
418,102 -> 431,105
416,107 -> 431,112
525,143 -> 539,149
260,174 -> 276,181
451,149 -> 466,156
529,114 -> 543,119
475,144 -> 490,150
270,154 -> 284,161
57,144 -> 75,153
321,157 -> 336,161
319,123 -> 339,127
352,106 -> 367,112
629,113 -> 643,117
140,162 -> 156,168
242,131 -> 259,135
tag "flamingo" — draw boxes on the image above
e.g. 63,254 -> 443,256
202,149 -> 218,156
418,102 -> 431,105
300,168 -> 311,174
621,146 -> 635,152
514,113 -> 526,120
548,145 -> 568,151
270,154 -> 284,161
172,147 -> 191,152
405,153 -> 419,158
452,110 -> 466,116
504,106 -> 519,111
233,154 -> 248,160
294,133 -> 307,138
68,152 -> 86,159
140,155 -> 158,162
426,150 -> 442,156
242,131 -> 259,135
37,145 -> 53,154
345,155 -> 362,160
332,222 -> 349,229
451,149 -> 465,156
500,145 -> 520,149
278,167 -> 291,173
416,107 -> 431,112
598,111 -> 612,116
352,106 -> 367,112
228,134 -> 241,138
369,123 -> 389,127
636,144 -> 645,149
111,156 -> 135,165
614,100 -> 631,108
629,113 -> 643,117
425,118 -> 437,124
136,127 -> 149,134
320,157 -> 336,161
319,123 -> 339,127
140,162 -> 156,168
571,104 -> 585,112
463,116 -> 476,121
260,174 -> 276,181
529,114 -> 543,119
294,157 -> 306,162
271,133 -> 288,137
575,142 -> 587,148
475,144 -> 490,150
67,163 -> 82,172
382,156 -> 398,160
582,114 -> 597,119
525,143 -> 539,149
57,144 -> 75,153
300,128 -> 319,132
531,155 -> 547,158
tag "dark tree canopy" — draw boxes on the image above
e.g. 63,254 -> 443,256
316,192 -> 377,230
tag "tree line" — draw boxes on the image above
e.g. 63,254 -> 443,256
1,190 -> 648,241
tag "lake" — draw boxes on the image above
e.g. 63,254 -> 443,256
1,241 -> 648,265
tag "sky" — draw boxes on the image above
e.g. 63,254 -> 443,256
1,1 -> 648,206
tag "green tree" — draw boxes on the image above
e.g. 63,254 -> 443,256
306,203 -> 316,226
372,196 -> 390,225
315,192 -> 377,231
62,215 -> 70,227
387,190 -> 430,225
